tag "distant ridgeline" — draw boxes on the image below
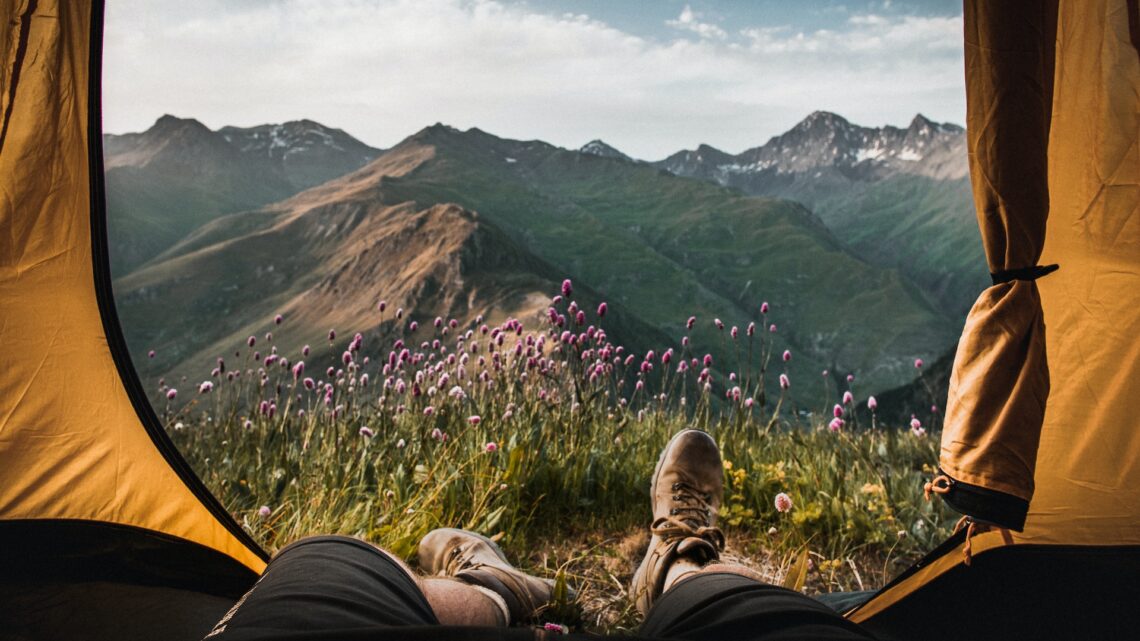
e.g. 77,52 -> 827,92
106,112 -> 979,415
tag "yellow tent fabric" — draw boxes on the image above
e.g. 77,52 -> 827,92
936,0 -> 1058,530
851,0 -> 1140,632
0,0 -> 264,575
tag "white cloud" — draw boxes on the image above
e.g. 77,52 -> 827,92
102,1 -> 965,159
666,5 -> 728,40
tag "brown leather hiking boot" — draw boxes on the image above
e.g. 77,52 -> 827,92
630,429 -> 726,616
418,528 -> 554,623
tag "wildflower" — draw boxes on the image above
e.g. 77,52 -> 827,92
867,396 -> 878,411
779,373 -> 790,390
198,381 -> 213,394
829,417 -> 845,432
822,369 -> 829,377
303,377 -> 315,390
499,483 -> 509,491
342,351 -> 353,365
396,438 -> 406,449
597,302 -> 607,318
731,326 -> 739,339
468,415 -> 481,425
662,349 -> 673,365
637,410 -> 646,422
847,374 -> 855,382
409,321 -> 419,332
768,526 -> 778,536
575,311 -> 586,326
328,329 -> 336,341
769,324 -> 777,333
774,492 -> 794,513
544,623 -> 568,635
243,419 -> 253,430
833,404 -> 844,418
174,422 -> 184,431
166,388 -> 177,400
561,279 -> 573,297
357,426 -> 375,438
302,344 -> 310,356
897,530 -> 908,540
434,317 -> 443,329
292,361 -> 305,379
782,350 -> 791,362
760,301 -> 770,314
148,349 -> 156,359
258,506 -> 271,518
914,358 -> 924,369
703,354 -> 713,367
484,442 -> 498,453
378,300 -> 387,312
931,404 -> 939,414
687,316 -> 696,330
274,314 -> 283,325
744,398 -> 755,409
910,416 -> 922,429
247,336 -> 257,348
265,332 -> 273,342
681,336 -> 690,347
842,391 -> 854,405
714,318 -> 724,330
396,308 -> 404,319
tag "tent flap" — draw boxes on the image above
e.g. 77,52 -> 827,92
937,0 -> 1060,531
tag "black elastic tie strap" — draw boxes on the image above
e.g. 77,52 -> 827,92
991,264 -> 1059,286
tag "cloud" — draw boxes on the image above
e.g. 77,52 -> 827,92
102,1 -> 965,159
666,5 -> 727,40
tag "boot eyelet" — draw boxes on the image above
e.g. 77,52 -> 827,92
670,508 -> 678,515
672,483 -> 682,491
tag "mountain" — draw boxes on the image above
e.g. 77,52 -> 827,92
654,112 -> 985,315
103,115 -> 381,276
579,139 -> 632,162
118,123 -> 958,400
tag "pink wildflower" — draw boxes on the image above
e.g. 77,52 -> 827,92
847,374 -> 855,383
396,307 -> 404,319
274,314 -> 283,325
867,396 -> 878,411
198,381 -> 213,394
914,358 -> 924,369
359,426 -> 375,438
247,336 -> 257,348
468,415 -> 481,425
774,492 -> 793,513
484,441 -> 498,453
760,301 -> 770,314
829,417 -> 845,432
148,349 -> 155,359
687,316 -> 696,330
782,350 -> 791,362
561,279 -> 573,297
714,318 -> 724,330
328,329 -> 336,341
842,391 -> 854,405
747,322 -> 755,336
833,404 -> 844,418
302,344 -> 310,356
431,428 -> 445,441
409,321 -> 418,332
769,323 -> 777,333
292,361 -> 305,379
779,373 -> 790,390
597,302 -> 607,318
303,377 -> 315,390
731,326 -> 739,339
166,388 -> 177,400
378,300 -> 387,312
258,506 -> 271,518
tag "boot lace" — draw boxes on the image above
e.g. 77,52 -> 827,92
651,481 -> 725,550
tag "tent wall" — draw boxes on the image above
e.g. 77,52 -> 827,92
851,0 -> 1140,636
1,2 -> 266,637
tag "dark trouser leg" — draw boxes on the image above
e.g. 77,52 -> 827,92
203,535 -> 439,640
638,573 -> 878,641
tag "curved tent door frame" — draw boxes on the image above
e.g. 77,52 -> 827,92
1,1 -> 266,638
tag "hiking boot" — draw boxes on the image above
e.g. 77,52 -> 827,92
630,429 -> 726,616
418,528 -> 554,623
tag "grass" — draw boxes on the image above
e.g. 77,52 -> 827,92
161,283 -> 954,634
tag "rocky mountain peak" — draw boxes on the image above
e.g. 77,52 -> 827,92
579,139 -> 630,161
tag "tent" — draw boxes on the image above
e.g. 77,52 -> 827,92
0,1 -> 1137,640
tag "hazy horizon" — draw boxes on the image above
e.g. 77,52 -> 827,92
103,0 -> 965,159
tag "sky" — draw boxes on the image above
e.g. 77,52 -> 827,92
103,0 -> 966,160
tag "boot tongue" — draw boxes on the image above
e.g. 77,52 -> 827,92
675,536 -> 717,562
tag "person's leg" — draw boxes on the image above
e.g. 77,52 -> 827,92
203,535 -> 507,641
418,527 -> 557,624
631,430 -> 877,641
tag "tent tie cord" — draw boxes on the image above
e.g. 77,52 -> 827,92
990,264 -> 1059,286
925,476 -> 1014,566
